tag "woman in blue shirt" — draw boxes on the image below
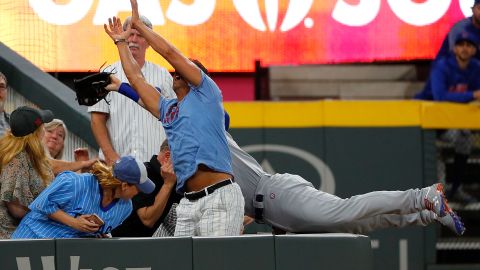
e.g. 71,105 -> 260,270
12,156 -> 156,239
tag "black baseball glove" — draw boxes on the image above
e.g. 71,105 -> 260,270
73,72 -> 112,106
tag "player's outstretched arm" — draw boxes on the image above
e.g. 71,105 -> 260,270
104,16 -> 160,118
129,0 -> 202,87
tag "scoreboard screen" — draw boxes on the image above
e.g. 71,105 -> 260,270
0,0 -> 473,72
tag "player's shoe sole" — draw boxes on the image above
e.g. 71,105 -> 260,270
438,211 -> 466,236
424,183 -> 451,217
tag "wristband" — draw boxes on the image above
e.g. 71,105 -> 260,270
114,38 -> 127,45
118,83 -> 140,102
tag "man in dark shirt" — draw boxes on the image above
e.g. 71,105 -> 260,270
111,141 -> 182,237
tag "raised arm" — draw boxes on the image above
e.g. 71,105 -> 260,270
104,17 -> 160,118
137,159 -> 176,227
129,0 -> 202,86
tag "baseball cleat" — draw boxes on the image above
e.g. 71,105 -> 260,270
438,211 -> 466,236
424,183 -> 451,217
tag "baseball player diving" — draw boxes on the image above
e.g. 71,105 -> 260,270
94,3 -> 464,237
94,68 -> 468,236
156,131 -> 466,236
104,70 -> 465,236
226,132 -> 465,235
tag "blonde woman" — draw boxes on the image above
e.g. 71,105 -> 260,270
0,106 -> 55,238
12,156 -> 156,239
42,118 -> 96,174
43,118 -> 67,159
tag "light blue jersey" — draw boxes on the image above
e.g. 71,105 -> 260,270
159,71 -> 232,193
12,171 -> 132,239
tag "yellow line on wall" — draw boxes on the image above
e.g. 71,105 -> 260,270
322,100 -> 421,127
224,100 -> 480,129
421,101 -> 480,129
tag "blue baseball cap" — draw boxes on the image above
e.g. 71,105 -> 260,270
113,156 -> 155,194
475,0 -> 480,6
455,31 -> 479,48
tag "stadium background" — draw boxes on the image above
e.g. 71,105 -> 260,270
1,0 -> 480,269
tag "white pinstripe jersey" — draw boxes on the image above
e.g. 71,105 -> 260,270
88,61 -> 174,161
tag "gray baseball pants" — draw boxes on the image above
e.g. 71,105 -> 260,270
255,173 -> 435,233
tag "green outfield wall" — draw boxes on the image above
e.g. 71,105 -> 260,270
0,234 -> 372,270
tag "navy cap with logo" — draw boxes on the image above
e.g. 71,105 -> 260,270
455,31 -> 479,49
113,156 -> 156,194
9,106 -> 54,137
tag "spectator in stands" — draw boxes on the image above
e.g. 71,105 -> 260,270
11,156 -> 156,239
0,106 -> 55,239
42,119 -> 96,174
416,32 -> 480,101
43,119 -> 67,160
0,71 -> 10,137
88,14 -> 174,166
435,0 -> 480,61
111,140 -> 182,237
415,32 -> 480,202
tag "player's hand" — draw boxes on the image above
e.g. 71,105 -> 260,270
243,216 -> 254,226
105,75 -> 121,91
160,158 -> 176,187
104,16 -> 131,42
240,216 -> 255,235
73,215 -> 101,233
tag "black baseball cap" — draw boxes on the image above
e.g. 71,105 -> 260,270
9,106 -> 54,137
